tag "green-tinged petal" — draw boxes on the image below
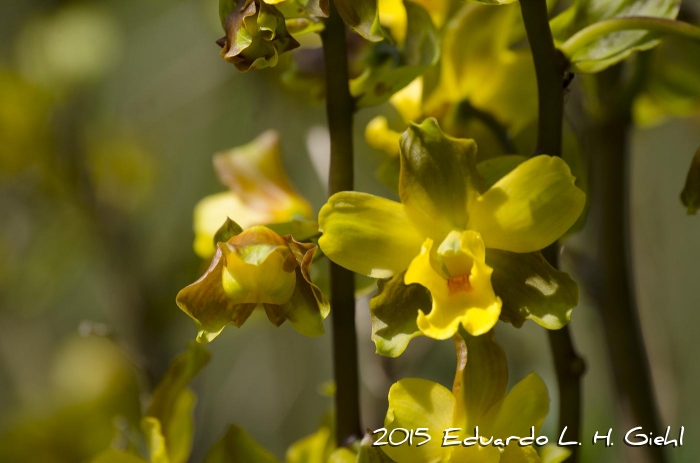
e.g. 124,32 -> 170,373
469,156 -> 585,253
540,445 -> 571,463
222,230 -> 297,305
267,237 -> 329,337
213,130 -> 312,223
551,0 -> 680,74
214,217 -> 244,246
483,373 -> 549,439
267,218 -> 320,240
382,379 -> 454,463
293,0 -> 329,18
319,192 -> 423,278
370,271 -> 430,357
407,231 -> 501,339
487,250 -> 579,330
452,331 -> 508,431
144,343 -> 211,463
220,0 -> 300,71
477,156 -> 527,190
194,192 -> 273,259
91,450 -> 149,463
329,449 -> 357,463
501,446 -> 541,463
366,116 -> 402,157
204,425 -> 280,463
352,1 -> 439,108
286,426 -> 333,463
335,0 -> 383,42
177,245 -> 256,341
681,147 -> 700,215
399,119 -> 484,240
448,445 -> 501,463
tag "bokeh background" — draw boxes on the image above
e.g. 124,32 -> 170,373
1,0 -> 699,462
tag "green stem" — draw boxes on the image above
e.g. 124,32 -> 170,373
520,1 -> 585,460
589,65 -> 667,463
320,0 -> 362,447
457,100 -> 516,154
561,17 -> 700,59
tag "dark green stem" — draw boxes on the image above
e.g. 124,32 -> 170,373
590,65 -> 667,463
320,1 -> 362,447
520,1 -> 585,460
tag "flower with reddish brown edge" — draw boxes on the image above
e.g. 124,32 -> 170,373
177,225 -> 329,342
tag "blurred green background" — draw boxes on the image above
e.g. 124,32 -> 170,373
0,0 -> 699,462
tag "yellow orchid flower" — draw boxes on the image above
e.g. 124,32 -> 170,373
366,3 -> 538,160
193,130 -> 313,259
178,225 -> 329,342
319,118 -> 585,340
381,332 -> 552,463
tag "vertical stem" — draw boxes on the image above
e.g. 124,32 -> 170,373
520,1 -> 585,460
590,66 -> 667,463
320,0 -> 362,446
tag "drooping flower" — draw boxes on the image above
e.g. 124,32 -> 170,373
319,118 -> 585,344
177,225 -> 329,342
381,331 -> 554,463
218,0 -> 300,72
193,130 -> 313,259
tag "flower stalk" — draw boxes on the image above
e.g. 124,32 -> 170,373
321,0 -> 362,446
519,0 -> 585,461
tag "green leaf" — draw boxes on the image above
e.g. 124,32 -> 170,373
552,0 -> 681,73
351,1 -> 440,108
399,118 -> 484,240
335,0 -> 383,42
293,0 -> 329,18
370,271 -> 431,357
681,147 -> 700,215
635,36 -> 700,125
143,343 -> 211,463
213,217 -> 243,246
205,425 -> 280,463
91,450 -> 149,463
486,250 -> 579,329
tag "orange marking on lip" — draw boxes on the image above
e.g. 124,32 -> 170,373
448,274 -> 472,293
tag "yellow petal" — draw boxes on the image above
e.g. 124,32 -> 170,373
406,231 -> 501,339
500,445 -> 541,463
469,156 -> 585,253
193,192 -> 274,259
319,192 -> 423,278
448,445 -> 501,463
482,373 -> 549,439
212,130 -> 312,226
379,0 -> 407,44
390,77 -> 424,122
222,227 -> 297,305
382,378 -> 454,463
366,116 -> 402,157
